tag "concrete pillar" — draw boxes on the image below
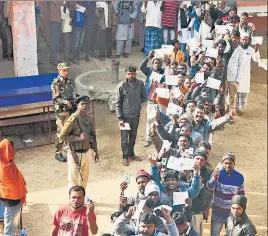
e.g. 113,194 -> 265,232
10,1 -> 38,76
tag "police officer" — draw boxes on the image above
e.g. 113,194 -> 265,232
51,63 -> 76,162
59,96 -> 99,190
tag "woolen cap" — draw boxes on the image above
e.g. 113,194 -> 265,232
136,169 -> 152,182
144,181 -> 160,197
231,195 -> 247,210
178,113 -> 193,124
193,149 -> 208,160
222,152 -> 236,164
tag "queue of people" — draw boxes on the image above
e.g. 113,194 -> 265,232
0,1 -> 263,236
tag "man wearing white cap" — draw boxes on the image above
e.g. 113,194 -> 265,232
235,32 -> 260,115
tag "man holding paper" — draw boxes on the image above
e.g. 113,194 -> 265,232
115,66 -> 147,166
140,51 -> 165,147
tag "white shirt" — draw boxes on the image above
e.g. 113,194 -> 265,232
60,6 -> 72,33
141,1 -> 162,28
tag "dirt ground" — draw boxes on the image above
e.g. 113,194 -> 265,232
0,52 -> 267,235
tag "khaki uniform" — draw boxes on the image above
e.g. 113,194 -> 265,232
59,111 -> 95,190
51,75 -> 75,154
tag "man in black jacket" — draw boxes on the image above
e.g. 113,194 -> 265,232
191,150 -> 213,235
225,195 -> 257,236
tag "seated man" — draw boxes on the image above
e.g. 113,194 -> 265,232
114,208 -> 179,236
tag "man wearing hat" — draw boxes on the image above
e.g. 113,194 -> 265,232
173,212 -> 200,236
119,169 -> 152,211
51,63 -> 76,162
225,195 -> 257,236
207,152 -> 245,236
59,95 -> 98,191
140,50 -> 165,147
115,65 -> 147,166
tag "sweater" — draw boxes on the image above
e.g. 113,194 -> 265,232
207,169 -> 245,219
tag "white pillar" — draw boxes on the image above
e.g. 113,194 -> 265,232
10,1 -> 38,76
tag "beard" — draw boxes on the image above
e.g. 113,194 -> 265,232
240,43 -> 249,49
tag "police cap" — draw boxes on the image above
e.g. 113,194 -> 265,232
75,96 -> 89,104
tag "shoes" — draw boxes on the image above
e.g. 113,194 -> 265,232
115,55 -> 120,59
122,159 -> 129,166
107,55 -> 113,59
99,57 -> 105,61
144,141 -> 151,147
71,59 -> 80,65
140,49 -> 144,54
51,62 -> 58,66
123,53 -> 129,58
85,56 -> 91,62
55,153 -> 67,162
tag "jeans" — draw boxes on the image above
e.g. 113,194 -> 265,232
162,27 -> 175,45
98,28 -> 112,59
49,21 -> 62,64
4,203 -> 21,236
180,43 -> 187,61
63,32 -> 71,63
72,26 -> 85,60
121,117 -> 140,159
210,213 -> 227,236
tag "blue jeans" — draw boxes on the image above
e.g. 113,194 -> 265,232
49,21 -> 62,64
4,203 -> 21,236
180,43 -> 187,61
72,26 -> 85,60
210,213 -> 227,236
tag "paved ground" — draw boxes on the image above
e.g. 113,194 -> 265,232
0,42 -> 267,235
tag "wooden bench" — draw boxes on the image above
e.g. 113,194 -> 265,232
0,73 -> 58,143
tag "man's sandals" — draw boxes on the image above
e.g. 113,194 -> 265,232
122,159 -> 129,166
122,156 -> 142,166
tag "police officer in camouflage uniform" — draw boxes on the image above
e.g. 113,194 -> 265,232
51,63 -> 76,162
59,95 -> 99,190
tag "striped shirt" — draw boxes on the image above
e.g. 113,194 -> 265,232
162,1 -> 179,28
207,169 -> 245,219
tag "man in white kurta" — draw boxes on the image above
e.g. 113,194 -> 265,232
236,33 -> 260,114
114,1 -> 137,58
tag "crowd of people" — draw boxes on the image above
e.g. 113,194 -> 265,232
0,0 -> 264,236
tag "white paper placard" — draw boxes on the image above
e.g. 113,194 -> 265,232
187,38 -> 200,51
119,123 -> 131,130
160,140 -> 172,155
251,36 -> 263,45
171,89 -> 183,100
76,5 -> 86,13
167,103 -> 183,116
84,195 -> 91,204
173,192 -> 189,205
206,48 -> 218,58
215,25 -> 227,35
156,88 -> 169,99
167,156 -> 195,172
150,71 -> 163,83
202,40 -> 214,49
132,199 -> 146,219
206,77 -> 221,90
166,75 -> 179,86
258,59 -> 267,70
154,205 -> 173,212
195,72 -> 205,84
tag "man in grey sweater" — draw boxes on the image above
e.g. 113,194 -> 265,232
115,66 -> 147,166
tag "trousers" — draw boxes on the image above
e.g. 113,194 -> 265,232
116,39 -> 132,56
4,203 -> 21,236
121,117 -> 140,159
227,81 -> 239,110
145,100 -> 155,142
191,213 -> 203,236
49,21 -> 62,64
67,148 -> 93,191
98,28 -> 113,59
210,213 -> 227,236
